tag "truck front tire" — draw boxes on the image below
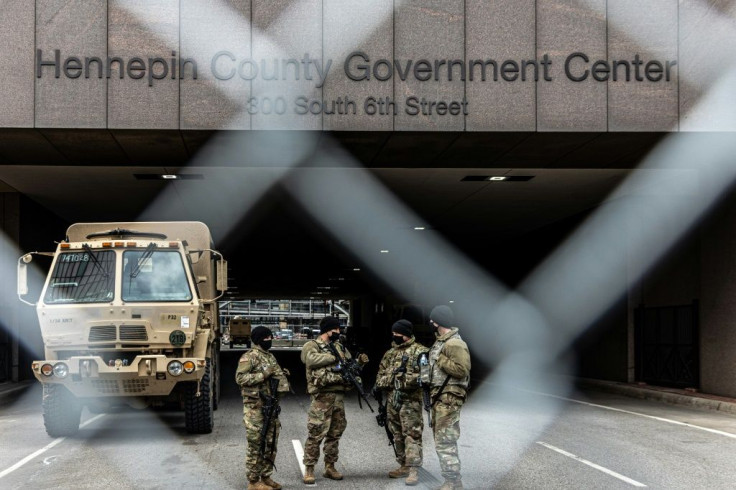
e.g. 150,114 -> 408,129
184,358 -> 214,434
43,384 -> 82,437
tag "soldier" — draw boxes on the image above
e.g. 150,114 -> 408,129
235,326 -> 291,490
375,319 -> 429,486
428,305 -> 471,490
300,316 -> 369,485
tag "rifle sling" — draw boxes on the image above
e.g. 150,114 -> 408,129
430,374 -> 452,408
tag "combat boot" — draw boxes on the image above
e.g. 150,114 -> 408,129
323,463 -> 344,480
405,467 -> 419,486
303,465 -> 315,485
260,476 -> 282,489
436,479 -> 463,490
389,465 -> 410,478
246,480 -> 270,490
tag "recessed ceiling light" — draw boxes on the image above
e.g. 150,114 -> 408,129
414,226 -> 426,230
449,300 -> 455,304
461,175 -> 535,182
380,250 -> 389,253
491,175 -> 535,182
134,174 -> 204,181
353,268 -> 361,272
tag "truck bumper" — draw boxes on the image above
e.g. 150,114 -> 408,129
31,355 -> 206,398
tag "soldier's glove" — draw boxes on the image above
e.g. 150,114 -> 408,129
262,365 -> 276,379
281,368 -> 290,376
331,362 -> 343,373
393,365 -> 407,374
357,353 -> 369,365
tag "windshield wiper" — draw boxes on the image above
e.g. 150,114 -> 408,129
82,244 -> 110,278
130,243 -> 157,278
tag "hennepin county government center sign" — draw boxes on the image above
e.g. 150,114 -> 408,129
36,49 -> 677,117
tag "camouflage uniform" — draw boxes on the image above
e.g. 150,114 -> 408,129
429,328 -> 471,485
375,337 -> 429,467
235,345 -> 290,484
301,339 -> 355,466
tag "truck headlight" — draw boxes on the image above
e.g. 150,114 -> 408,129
167,360 -> 183,376
182,361 -> 195,374
52,362 -> 69,378
41,363 -> 54,376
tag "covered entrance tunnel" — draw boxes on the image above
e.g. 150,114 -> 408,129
0,128 -> 732,399
2,0 -> 736,401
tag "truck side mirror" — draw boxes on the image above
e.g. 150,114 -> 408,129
18,254 -> 35,306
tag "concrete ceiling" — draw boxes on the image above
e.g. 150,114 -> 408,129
0,129 -> 670,297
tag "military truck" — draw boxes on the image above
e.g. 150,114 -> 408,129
17,222 -> 227,437
228,317 -> 251,348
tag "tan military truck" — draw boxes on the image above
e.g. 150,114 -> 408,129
228,317 -> 251,348
17,222 -> 227,436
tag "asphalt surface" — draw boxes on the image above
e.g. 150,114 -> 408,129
2,349 -> 736,489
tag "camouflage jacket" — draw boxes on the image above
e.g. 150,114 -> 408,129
301,338 -> 353,395
375,337 -> 428,399
429,328 -> 471,399
235,345 -> 290,402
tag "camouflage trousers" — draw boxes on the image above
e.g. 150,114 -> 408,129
243,400 -> 281,482
387,393 -> 424,466
431,392 -> 464,481
303,391 -> 347,466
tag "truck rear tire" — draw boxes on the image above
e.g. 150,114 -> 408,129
184,358 -> 214,434
43,384 -> 82,437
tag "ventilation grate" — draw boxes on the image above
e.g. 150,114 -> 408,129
89,325 -> 116,342
120,325 -> 148,341
123,379 -> 149,393
91,379 -> 119,394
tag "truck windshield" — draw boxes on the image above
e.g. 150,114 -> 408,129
44,250 -> 116,304
122,250 -> 192,302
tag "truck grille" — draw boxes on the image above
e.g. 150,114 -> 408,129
91,379 -> 119,394
123,379 -> 149,393
120,325 -> 148,341
89,325 -> 116,342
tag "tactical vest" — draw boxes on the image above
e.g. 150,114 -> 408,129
376,338 -> 428,392
238,348 -> 290,400
428,329 -> 470,395
304,340 -> 347,393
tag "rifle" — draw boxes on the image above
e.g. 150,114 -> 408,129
372,387 -> 399,458
417,352 -> 433,428
326,341 -> 374,412
259,376 -> 281,469
390,354 -> 410,409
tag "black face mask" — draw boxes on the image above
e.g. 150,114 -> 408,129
329,332 -> 341,342
393,335 -> 406,345
259,340 -> 272,351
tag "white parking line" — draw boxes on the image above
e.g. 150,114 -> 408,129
534,390 -> 736,440
0,414 -> 105,480
537,441 -> 647,487
292,439 -> 307,477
